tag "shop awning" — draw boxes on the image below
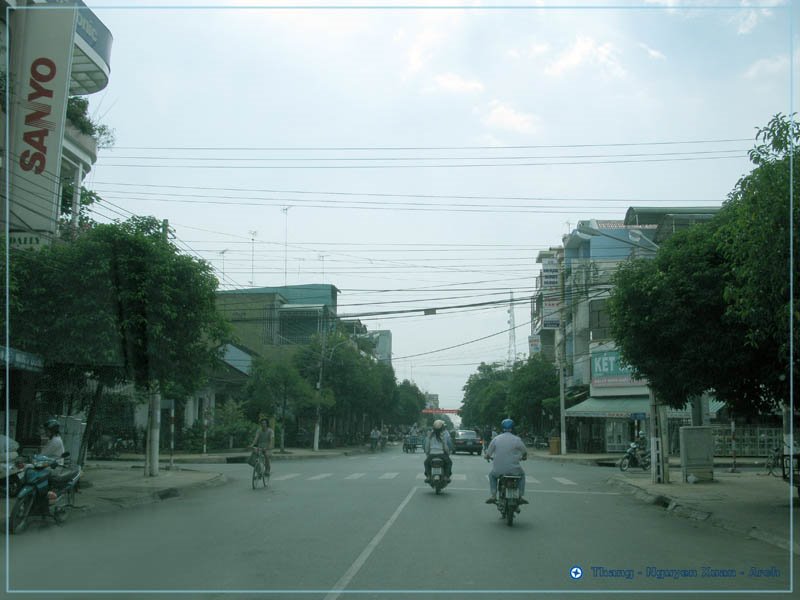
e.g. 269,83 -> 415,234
565,396 -> 650,419
566,396 -> 726,419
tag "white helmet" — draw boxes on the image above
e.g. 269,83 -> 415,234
433,420 -> 444,430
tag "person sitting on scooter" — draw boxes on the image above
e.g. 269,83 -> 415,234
423,420 -> 453,482
41,419 -> 65,461
484,418 -> 528,505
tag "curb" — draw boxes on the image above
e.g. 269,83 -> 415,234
606,476 -> 800,554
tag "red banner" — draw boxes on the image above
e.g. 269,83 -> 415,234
421,408 -> 460,414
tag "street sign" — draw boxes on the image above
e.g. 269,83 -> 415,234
421,408 -> 460,414
630,412 -> 646,420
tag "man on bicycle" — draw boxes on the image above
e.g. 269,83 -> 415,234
251,418 -> 274,475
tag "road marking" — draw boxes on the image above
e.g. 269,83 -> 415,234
450,487 -> 620,495
271,473 -> 300,481
324,487 -> 418,600
345,473 -> 365,480
553,477 -> 577,486
526,476 -> 541,484
379,472 -> 399,479
451,474 -> 466,481
308,473 -> 333,480
415,473 -> 426,480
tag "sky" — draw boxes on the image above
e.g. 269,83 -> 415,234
78,0 -> 796,413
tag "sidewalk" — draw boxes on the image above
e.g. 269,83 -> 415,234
1,445 -> 367,532
531,449 -> 799,553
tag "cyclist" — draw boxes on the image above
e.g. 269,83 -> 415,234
484,418 -> 528,505
250,418 -> 274,475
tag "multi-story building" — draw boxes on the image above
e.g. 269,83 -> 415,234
532,208 -> 723,453
1,0 -> 112,442
1,0 -> 112,247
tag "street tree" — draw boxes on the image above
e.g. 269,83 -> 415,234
507,355 -> 559,433
459,362 -> 511,429
9,216 -> 230,466
715,113 -> 799,406
608,113 -> 798,414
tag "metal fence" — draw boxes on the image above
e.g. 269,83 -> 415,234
710,425 -> 783,457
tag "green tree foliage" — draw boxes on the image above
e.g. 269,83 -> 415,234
507,355 -> 559,430
66,96 -> 116,148
392,379 -> 427,425
459,362 -> 511,429
243,353 -> 314,422
608,113 -> 798,413
609,222 -> 766,411
9,216 -> 230,414
716,113 -> 798,405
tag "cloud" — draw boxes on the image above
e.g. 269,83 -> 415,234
483,100 -> 539,134
426,73 -> 485,94
639,43 -> 666,61
545,36 -> 626,78
729,0 -> 785,34
743,54 -> 789,79
528,43 -> 550,59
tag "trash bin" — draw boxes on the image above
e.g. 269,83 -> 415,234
549,437 -> 560,455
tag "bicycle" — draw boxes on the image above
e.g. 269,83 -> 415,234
251,448 -> 270,489
765,443 -> 794,477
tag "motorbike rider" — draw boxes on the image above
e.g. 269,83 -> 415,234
423,420 -> 453,482
484,418 -> 528,505
250,417 -> 274,475
41,418 -> 65,461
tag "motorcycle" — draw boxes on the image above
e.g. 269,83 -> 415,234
496,474 -> 524,526
428,456 -> 449,494
9,452 -> 81,534
619,442 -> 651,471
403,435 -> 418,453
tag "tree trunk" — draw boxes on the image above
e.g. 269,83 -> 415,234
78,382 -> 104,467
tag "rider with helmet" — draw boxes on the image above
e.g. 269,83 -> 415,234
484,418 -> 528,504
423,419 -> 454,482
41,418 -> 65,460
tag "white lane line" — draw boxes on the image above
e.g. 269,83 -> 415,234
345,473 -> 365,480
451,474 -> 466,481
270,473 -> 300,481
415,473 -> 426,480
379,472 -> 399,479
308,473 -> 333,480
526,476 -> 541,484
448,487 -> 620,495
324,487 -> 418,600
553,477 -> 577,486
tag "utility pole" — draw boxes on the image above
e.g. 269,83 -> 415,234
282,207 -> 292,286
507,292 -> 516,367
145,221 -> 170,477
248,230 -> 258,286
559,252 -> 567,455
219,249 -> 228,288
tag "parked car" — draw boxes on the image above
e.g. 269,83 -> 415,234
452,429 -> 483,455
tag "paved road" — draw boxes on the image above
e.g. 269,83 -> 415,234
3,448 -> 796,599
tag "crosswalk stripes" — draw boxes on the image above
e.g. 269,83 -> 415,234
268,472 -> 583,486
552,477 -> 577,486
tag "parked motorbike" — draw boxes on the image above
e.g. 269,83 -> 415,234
495,474 -> 524,526
619,442 -> 651,471
9,452 -> 81,534
428,456 -> 449,494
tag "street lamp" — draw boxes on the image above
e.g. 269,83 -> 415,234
572,220 -> 668,484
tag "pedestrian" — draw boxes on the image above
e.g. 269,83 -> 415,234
484,418 -> 528,505
250,417 -> 274,475
370,427 -> 380,451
